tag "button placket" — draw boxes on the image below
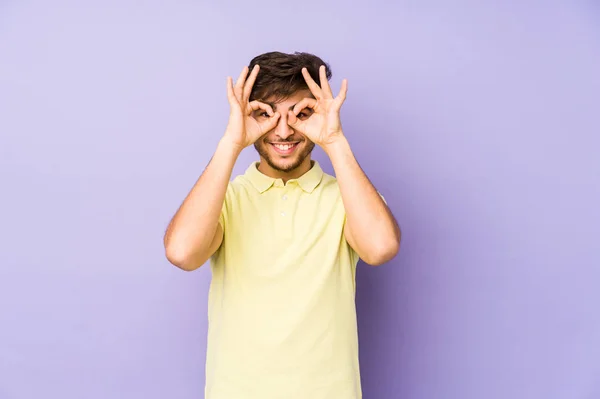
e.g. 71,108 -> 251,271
279,188 -> 293,239
280,191 -> 288,217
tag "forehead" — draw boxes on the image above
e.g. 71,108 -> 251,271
264,89 -> 314,109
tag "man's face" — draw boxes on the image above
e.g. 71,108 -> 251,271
252,89 -> 315,174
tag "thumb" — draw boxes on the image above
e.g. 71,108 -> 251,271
287,110 -> 305,131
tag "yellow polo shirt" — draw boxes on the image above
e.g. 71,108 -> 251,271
205,160 -> 362,399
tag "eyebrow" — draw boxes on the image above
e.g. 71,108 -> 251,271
262,100 -> 315,113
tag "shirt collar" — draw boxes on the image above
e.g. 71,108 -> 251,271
244,160 -> 324,193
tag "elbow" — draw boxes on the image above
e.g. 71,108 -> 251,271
164,246 -> 204,272
363,235 -> 401,266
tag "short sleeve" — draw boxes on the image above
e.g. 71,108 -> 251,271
218,183 -> 232,232
343,189 -> 387,265
342,210 -> 360,265
212,184 -> 233,261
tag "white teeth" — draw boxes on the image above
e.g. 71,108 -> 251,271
274,144 -> 294,150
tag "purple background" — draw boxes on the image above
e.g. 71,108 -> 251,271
1,1 -> 599,398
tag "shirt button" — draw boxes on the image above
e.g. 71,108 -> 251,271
282,195 -> 288,200
280,211 -> 286,217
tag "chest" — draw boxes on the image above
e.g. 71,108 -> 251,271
223,187 -> 346,263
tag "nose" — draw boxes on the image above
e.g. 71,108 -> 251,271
274,112 -> 294,140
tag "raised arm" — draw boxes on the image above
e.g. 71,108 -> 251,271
325,138 -> 400,265
163,139 -> 238,271
287,65 -> 401,266
164,64 -> 281,271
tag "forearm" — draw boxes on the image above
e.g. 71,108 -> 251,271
324,135 -> 400,263
164,137 -> 241,269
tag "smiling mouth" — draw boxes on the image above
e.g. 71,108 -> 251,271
270,142 -> 299,155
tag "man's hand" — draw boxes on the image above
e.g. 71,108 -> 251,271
287,65 -> 348,148
223,65 -> 281,150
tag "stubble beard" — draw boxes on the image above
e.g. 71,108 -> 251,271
254,140 -> 315,173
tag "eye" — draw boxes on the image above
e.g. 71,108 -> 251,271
297,110 -> 312,119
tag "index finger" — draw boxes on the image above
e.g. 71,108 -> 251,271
292,97 -> 318,115
248,100 -> 275,116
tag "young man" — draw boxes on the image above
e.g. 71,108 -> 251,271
164,51 -> 401,399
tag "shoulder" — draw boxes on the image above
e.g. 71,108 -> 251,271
317,172 -> 342,197
225,174 -> 253,199
319,172 -> 340,190
321,172 -> 387,203
313,172 -> 344,207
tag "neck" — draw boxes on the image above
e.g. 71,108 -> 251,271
257,157 -> 313,182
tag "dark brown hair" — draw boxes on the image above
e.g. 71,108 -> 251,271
247,51 -> 332,103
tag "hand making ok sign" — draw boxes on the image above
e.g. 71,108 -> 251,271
287,65 -> 348,148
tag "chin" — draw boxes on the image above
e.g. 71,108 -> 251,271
264,155 -> 303,173
274,159 -> 304,173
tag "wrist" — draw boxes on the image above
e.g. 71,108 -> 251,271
218,136 -> 244,157
322,134 -> 350,156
